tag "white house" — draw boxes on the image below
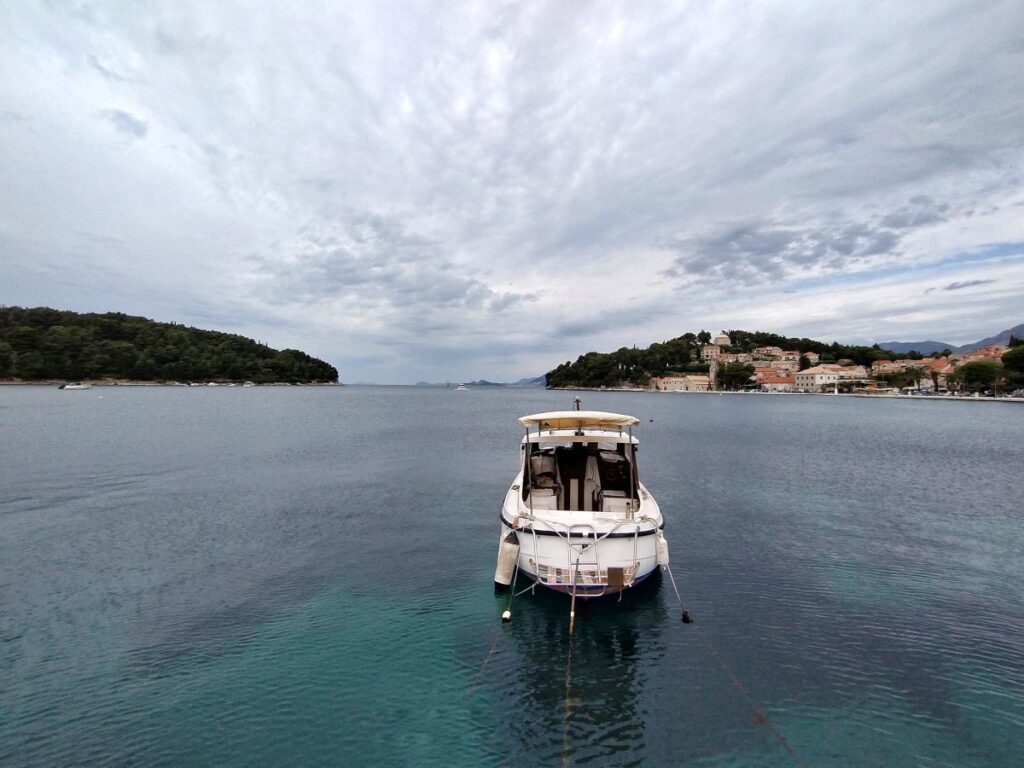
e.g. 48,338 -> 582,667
795,365 -> 839,391
678,375 -> 711,391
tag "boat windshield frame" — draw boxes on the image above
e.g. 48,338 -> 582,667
520,430 -> 638,445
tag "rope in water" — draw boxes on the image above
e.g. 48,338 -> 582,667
465,624 -> 503,702
664,565 -> 807,768
465,561 -> 520,701
562,590 -> 576,768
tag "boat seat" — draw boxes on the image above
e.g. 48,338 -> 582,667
601,491 -> 631,515
530,453 -> 560,491
528,488 -> 559,510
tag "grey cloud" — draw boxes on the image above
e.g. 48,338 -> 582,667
88,54 -> 126,82
878,199 -> 949,229
250,212 -> 535,316
101,109 -> 147,137
943,279 -> 996,291
662,196 -> 954,285
5,1 -> 1024,382
76,230 -> 124,245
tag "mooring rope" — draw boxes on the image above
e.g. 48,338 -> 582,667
466,560 -> 520,702
561,600 -> 576,768
664,565 -> 807,768
465,624 -> 503,702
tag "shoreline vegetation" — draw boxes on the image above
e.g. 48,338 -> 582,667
548,386 -> 1024,403
0,306 -> 339,385
0,380 -> 341,387
546,327 -> 1023,397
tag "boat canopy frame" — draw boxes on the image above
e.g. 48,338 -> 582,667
519,409 -> 641,516
518,410 -> 640,431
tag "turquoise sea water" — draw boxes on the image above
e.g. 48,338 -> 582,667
1,386 -> 1022,766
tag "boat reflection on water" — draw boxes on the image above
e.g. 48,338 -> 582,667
478,576 -> 673,765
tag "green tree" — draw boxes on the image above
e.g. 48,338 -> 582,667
717,363 -> 755,390
1001,346 -> 1024,386
0,341 -> 13,378
950,361 -> 1002,393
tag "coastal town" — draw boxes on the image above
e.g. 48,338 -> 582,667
649,332 -> 1016,395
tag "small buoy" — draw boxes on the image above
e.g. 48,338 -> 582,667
682,610 -> 693,624
501,610 -> 512,623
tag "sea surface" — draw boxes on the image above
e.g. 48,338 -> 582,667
1,385 -> 1022,767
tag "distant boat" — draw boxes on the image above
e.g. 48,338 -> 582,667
494,401 -> 668,598
455,383 -> 467,390
58,382 -> 91,390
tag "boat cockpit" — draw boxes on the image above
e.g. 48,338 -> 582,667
521,433 -> 638,515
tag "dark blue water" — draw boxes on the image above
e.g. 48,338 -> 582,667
1,386 -> 1022,766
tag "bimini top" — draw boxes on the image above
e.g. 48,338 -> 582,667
518,410 -> 640,430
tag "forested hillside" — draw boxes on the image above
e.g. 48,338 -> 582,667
546,330 -> 899,388
0,306 -> 339,383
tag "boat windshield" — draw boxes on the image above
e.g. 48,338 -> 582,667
522,440 -> 636,513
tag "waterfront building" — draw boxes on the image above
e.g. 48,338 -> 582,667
679,375 -> 711,392
650,374 -> 711,392
649,375 -> 689,391
760,375 -> 796,392
795,365 -> 839,391
831,364 -> 868,380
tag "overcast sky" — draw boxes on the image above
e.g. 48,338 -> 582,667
2,1 -> 1022,383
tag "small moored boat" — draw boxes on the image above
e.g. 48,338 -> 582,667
58,382 -> 91,390
494,402 -> 668,597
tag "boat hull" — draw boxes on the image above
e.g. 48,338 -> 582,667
499,519 -> 662,598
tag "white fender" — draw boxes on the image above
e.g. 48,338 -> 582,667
494,531 -> 520,585
656,534 -> 670,567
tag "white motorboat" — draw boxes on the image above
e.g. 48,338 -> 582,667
455,383 -> 467,390
494,403 -> 668,598
58,382 -> 91,390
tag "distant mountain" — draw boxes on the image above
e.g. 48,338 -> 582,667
412,375 -> 545,387
957,323 -> 1024,353
877,340 -> 955,355
878,323 -> 1023,355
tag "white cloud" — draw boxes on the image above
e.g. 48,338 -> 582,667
1,0 -> 1022,382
